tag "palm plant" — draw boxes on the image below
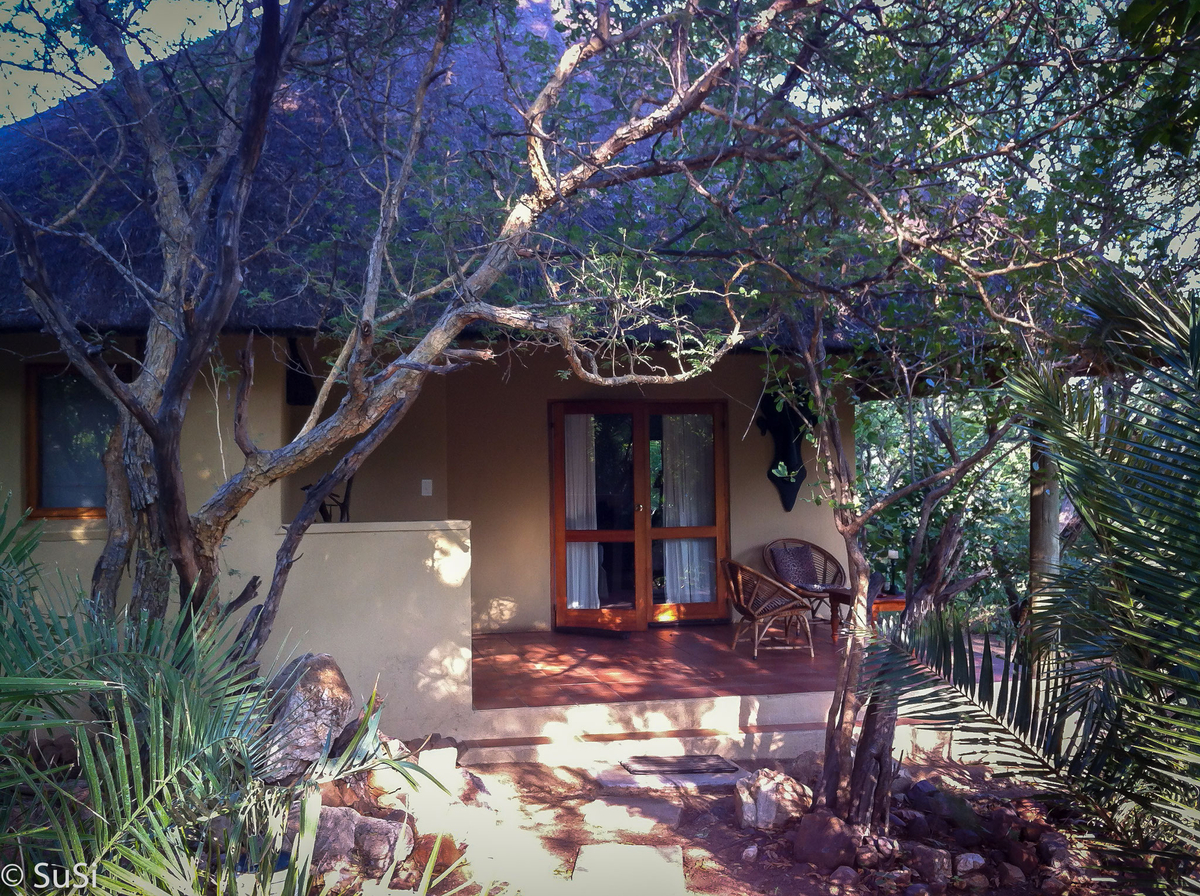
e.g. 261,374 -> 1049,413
0,506 -> 425,896
871,273 -> 1200,891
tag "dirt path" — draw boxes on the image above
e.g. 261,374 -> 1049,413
446,760 -> 1127,896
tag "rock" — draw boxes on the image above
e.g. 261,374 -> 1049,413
830,865 -> 860,888
960,872 -> 990,891
903,885 -> 931,896
894,809 -> 930,840
734,768 -> 812,830
954,853 -> 986,875
887,867 -> 912,885
741,843 -> 758,863
354,815 -> 407,878
952,828 -> 982,850
1021,819 -> 1050,838
307,804 -> 413,887
264,654 -> 357,783
927,791 -> 984,832
792,809 -> 856,872
997,862 -> 1027,886
908,844 -> 952,885
908,779 -> 939,813
875,836 -> 898,857
312,806 -> 359,875
1045,847 -> 1072,872
319,779 -> 348,808
1040,876 -> 1069,896
1006,840 -> 1039,876
788,750 -> 824,787
928,815 -> 952,838
988,807 -> 1021,842
409,832 -> 466,875
363,758 -> 427,813
1038,831 -> 1070,865
891,767 -> 914,794
855,845 -> 880,869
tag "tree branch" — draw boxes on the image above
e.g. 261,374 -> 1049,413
234,334 -> 258,458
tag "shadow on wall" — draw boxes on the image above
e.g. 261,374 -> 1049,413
475,597 -> 518,629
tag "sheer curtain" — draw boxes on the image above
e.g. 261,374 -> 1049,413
564,414 -> 600,609
662,414 -> 716,603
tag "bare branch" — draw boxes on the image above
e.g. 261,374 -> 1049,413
234,334 -> 258,458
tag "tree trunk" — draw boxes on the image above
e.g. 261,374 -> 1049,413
92,412 -> 176,622
1029,434 -> 1060,607
90,423 -> 134,621
847,682 -> 898,829
815,566 -> 882,814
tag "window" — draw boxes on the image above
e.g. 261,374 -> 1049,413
26,366 -> 119,518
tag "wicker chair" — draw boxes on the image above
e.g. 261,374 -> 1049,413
720,559 -> 814,659
762,538 -> 847,624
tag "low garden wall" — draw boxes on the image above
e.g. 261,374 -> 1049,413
270,520 -> 474,739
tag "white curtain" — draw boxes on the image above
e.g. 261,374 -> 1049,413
564,414 -> 600,609
662,414 -> 716,603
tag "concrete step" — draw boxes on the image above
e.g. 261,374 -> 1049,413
460,690 -> 834,764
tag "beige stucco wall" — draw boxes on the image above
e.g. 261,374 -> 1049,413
441,349 -> 853,634
0,334 -> 850,734
0,334 -> 475,738
280,374 -> 449,523
262,520 -> 473,738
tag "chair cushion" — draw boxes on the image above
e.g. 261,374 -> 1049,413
771,544 -> 818,587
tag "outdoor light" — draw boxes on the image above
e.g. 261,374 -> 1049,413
887,549 -> 899,594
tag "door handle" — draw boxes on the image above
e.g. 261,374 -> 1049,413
635,504 -> 645,512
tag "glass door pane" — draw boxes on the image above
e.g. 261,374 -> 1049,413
649,413 -> 718,611
565,413 -> 634,531
563,412 -> 635,611
652,537 -> 717,605
650,414 -> 714,529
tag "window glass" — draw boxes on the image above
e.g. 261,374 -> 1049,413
37,371 -> 116,510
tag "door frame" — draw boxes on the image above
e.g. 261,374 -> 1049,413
548,399 -> 731,631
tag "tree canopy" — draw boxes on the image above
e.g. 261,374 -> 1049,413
0,0 -> 1193,651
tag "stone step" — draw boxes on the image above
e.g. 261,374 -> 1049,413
459,687 -> 956,765
460,689 -> 834,764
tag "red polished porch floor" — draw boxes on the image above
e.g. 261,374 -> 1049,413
471,623 -> 840,710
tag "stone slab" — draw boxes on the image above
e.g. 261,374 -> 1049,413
595,765 -> 750,791
570,843 -> 685,895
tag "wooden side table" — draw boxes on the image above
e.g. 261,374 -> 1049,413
821,590 -> 906,641
870,595 -> 907,623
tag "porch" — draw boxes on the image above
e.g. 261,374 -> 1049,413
463,624 -> 843,764
471,623 -> 840,710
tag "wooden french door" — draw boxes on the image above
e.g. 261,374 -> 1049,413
550,401 -> 730,631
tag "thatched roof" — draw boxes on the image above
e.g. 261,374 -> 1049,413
0,7 -> 562,336
0,7 -> 890,357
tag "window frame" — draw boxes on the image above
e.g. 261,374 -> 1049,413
24,363 -> 126,520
